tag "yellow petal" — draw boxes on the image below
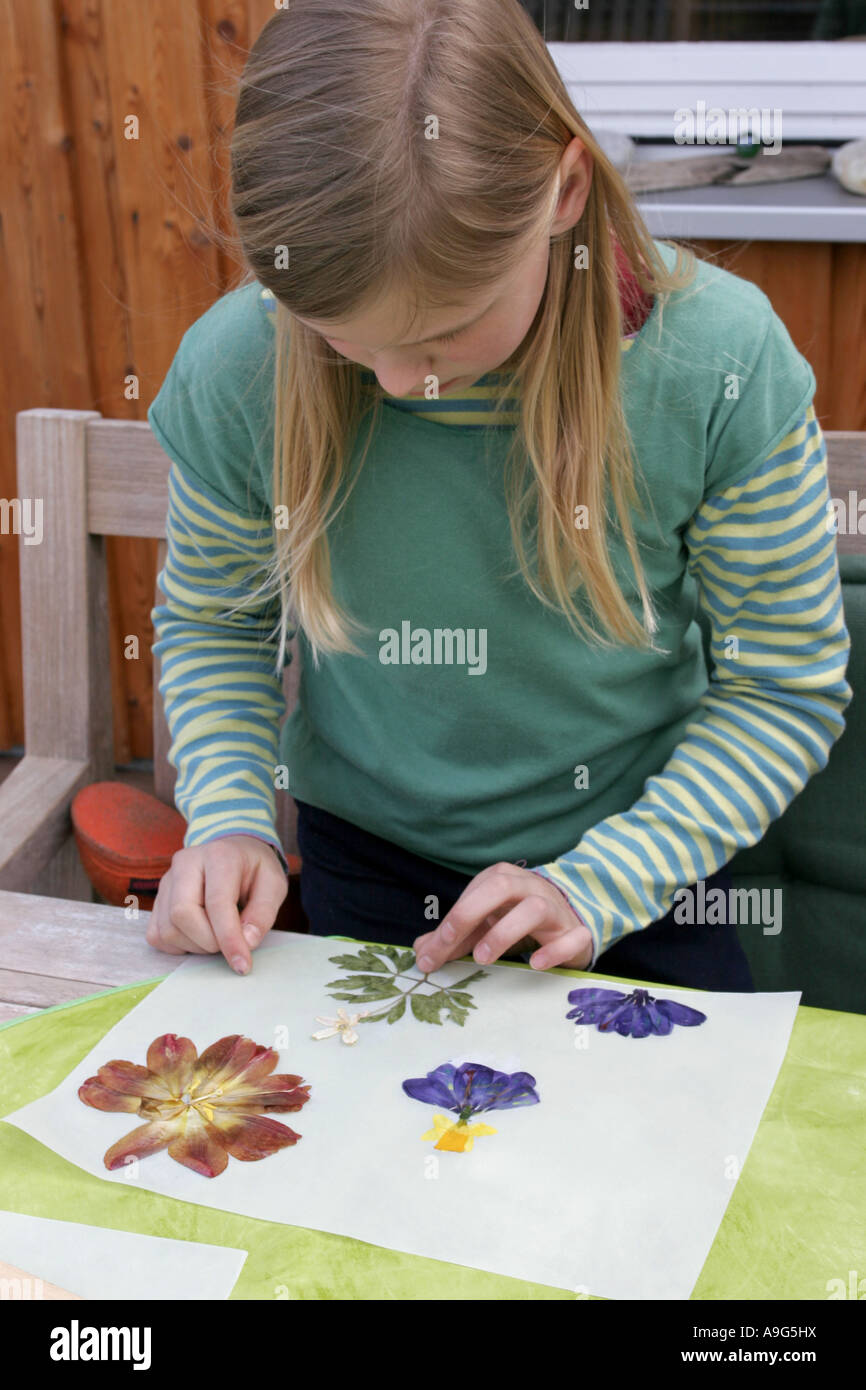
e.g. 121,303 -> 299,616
420,1115 -> 497,1152
421,1113 -> 454,1142
435,1126 -> 472,1152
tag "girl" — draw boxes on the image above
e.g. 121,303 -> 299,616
146,0 -> 851,992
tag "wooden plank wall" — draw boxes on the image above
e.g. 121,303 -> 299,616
0,0 -> 275,762
2,3 -> 865,763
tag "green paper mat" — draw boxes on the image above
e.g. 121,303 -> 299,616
1,968 -> 864,1299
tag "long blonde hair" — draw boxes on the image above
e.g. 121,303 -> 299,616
225,0 -> 697,672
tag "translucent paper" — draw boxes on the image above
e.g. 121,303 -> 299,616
0,1209 -> 246,1300
3,933 -> 800,1299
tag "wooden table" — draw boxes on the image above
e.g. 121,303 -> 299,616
0,889 -> 180,1021
2,886 -> 865,1303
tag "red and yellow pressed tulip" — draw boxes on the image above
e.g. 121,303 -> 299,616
78,1033 -> 311,1178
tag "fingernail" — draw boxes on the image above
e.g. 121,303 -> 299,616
475,943 -> 491,963
416,955 -> 433,973
231,954 -> 250,975
441,921 -> 455,942
242,923 -> 261,947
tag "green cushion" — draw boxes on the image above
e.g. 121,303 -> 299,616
697,555 -> 866,1013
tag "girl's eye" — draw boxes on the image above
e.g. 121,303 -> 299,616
437,328 -> 464,344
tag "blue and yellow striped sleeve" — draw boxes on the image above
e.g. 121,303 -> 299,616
531,405 -> 853,965
150,462 -> 291,873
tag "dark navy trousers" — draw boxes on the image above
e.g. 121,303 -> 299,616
295,798 -> 755,992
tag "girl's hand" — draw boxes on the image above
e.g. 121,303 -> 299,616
145,835 -> 288,974
412,862 -> 594,974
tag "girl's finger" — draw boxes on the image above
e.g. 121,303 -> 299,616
153,857 -> 218,955
466,895 -> 554,966
416,865 -> 524,971
145,880 -> 189,955
528,924 -> 593,972
237,863 -> 288,947
412,921 -> 489,970
203,857 -> 252,974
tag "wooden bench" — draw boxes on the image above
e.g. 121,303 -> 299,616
0,408 -> 301,900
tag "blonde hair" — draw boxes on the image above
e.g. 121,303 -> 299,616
224,0 -> 697,672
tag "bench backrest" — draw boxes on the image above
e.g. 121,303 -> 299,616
14,408 -> 866,874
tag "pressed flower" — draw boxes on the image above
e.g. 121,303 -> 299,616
311,1007 -> 369,1044
566,987 -> 707,1038
78,1033 -> 310,1177
403,1062 -> 539,1151
420,1114 -> 498,1153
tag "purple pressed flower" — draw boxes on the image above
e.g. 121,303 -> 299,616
566,987 -> 706,1039
402,1062 -> 540,1125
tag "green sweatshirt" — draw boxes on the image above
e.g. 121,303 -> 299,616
148,239 -> 852,963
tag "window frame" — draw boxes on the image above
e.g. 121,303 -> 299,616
549,43 -> 866,141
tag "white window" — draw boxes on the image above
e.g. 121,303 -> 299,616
549,42 -> 866,142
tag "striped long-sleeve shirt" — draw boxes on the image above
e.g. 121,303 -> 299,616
532,402 -> 852,960
149,250 -> 852,966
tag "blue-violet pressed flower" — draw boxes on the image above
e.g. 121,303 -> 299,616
566,987 -> 706,1038
403,1062 -> 539,1150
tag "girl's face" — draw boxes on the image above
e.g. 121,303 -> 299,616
293,233 -> 552,399
292,136 -> 592,398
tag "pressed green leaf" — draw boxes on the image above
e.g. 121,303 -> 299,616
358,1010 -> 389,1024
328,949 -> 392,973
375,944 -> 402,962
357,951 -> 395,973
356,982 -> 402,1000
446,990 -> 474,1005
411,993 -> 444,1025
449,969 -> 487,989
331,973 -> 400,989
386,998 -> 407,1024
328,953 -> 374,970
396,949 -> 416,972
329,980 -> 402,1001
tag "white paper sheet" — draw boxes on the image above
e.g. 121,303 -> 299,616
0,1210 -> 247,1300
3,932 -> 800,1299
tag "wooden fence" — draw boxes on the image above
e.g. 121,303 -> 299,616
2,0 -> 864,765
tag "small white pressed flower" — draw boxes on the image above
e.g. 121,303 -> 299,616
311,1006 -> 370,1045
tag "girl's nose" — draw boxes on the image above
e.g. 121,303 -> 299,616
373,358 -> 436,398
